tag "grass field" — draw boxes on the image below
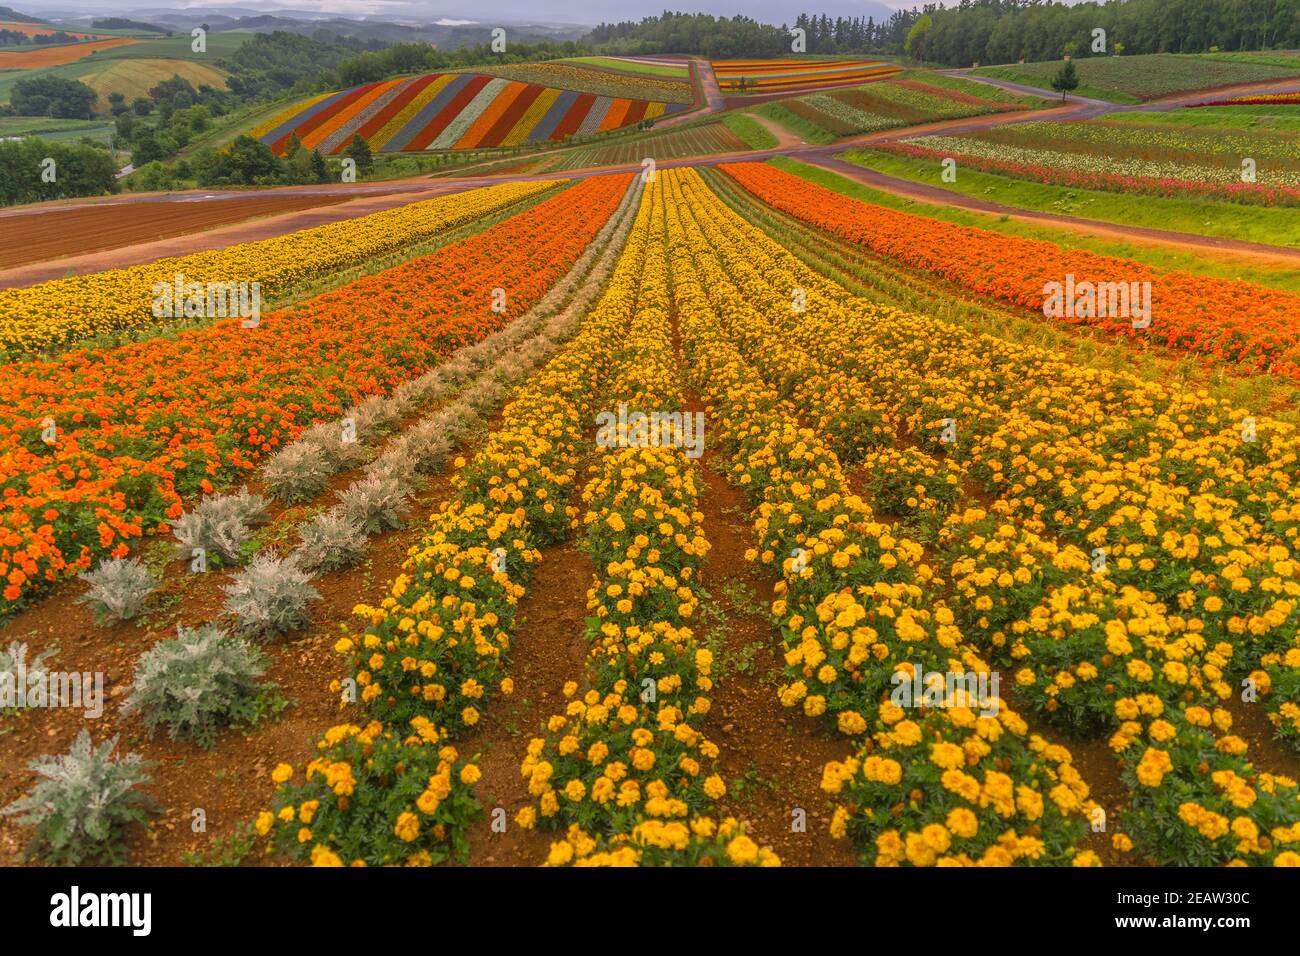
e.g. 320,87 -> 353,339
720,111 -> 778,149
0,31 -> 248,104
78,57 -> 228,109
556,55 -> 690,79
541,119 -> 746,169
782,154 -> 1300,288
839,147 -> 1300,248
973,52 -> 1300,103
0,114 -> 114,149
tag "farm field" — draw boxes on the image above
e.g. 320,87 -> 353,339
477,60 -> 694,101
877,118 -> 1300,205
0,20 -> 102,39
749,72 -> 1047,143
0,29 -> 249,106
253,72 -> 692,156
0,36 -> 139,68
76,57 -> 228,110
972,52 -> 1300,103
537,119 -> 746,169
712,57 -> 900,94
6,8 -> 1300,914
555,55 -> 691,79
0,192 -> 355,270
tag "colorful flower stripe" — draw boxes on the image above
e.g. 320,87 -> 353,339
257,177 -> 644,867
258,72 -> 690,156
0,176 -> 631,616
722,161 -> 1300,377
713,59 -> 900,93
517,174 -> 777,867
1189,91 -> 1300,106
880,139 -> 1300,207
0,179 -> 551,356
662,166 -> 1097,866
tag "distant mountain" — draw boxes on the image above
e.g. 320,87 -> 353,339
47,10 -> 588,47
37,3 -> 901,32
0,4 -> 43,22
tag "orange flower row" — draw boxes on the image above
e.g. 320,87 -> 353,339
720,161 -> 1300,378
0,174 -> 633,614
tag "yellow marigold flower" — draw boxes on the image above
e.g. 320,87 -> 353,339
726,835 -> 760,866
394,811 -> 420,842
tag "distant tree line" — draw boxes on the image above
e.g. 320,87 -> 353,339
585,2 -> 1300,66
0,29 -> 79,45
90,18 -> 170,33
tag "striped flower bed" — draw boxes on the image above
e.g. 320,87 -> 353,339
711,58 -> 899,94
253,72 -> 691,155
1188,91 -> 1300,107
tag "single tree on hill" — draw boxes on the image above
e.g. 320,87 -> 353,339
904,14 -> 932,66
1052,59 -> 1079,101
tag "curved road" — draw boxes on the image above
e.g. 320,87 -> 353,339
4,69 -> 1300,286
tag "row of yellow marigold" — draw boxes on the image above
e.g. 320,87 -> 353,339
519,179 -> 776,865
679,166 -> 1300,866
663,167 -> 1101,866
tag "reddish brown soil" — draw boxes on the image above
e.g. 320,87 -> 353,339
0,194 -> 351,271
0,187 -> 471,288
460,540 -> 596,867
0,409 -> 495,866
692,450 -> 857,866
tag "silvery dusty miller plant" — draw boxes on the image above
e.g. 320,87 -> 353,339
172,488 -> 268,564
263,442 -> 332,504
78,556 -> 157,622
122,624 -> 276,750
338,473 -> 409,535
1,730 -> 156,865
222,551 -> 320,640
295,509 -> 368,573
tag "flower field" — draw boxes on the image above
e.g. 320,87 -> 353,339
0,175 -> 629,614
0,180 -> 553,356
878,119 -> 1300,206
1190,92 -> 1300,107
5,45 -> 1300,881
721,161 -> 1300,376
252,72 -> 691,157
712,58 -> 900,94
751,75 -> 1040,140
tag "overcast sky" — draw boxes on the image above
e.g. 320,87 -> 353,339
36,1 -> 926,26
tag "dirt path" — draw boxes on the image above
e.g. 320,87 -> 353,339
747,111 -> 809,148
691,450 -> 857,866
693,55 -> 726,113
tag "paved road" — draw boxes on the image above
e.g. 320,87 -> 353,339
6,71 -> 1299,284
